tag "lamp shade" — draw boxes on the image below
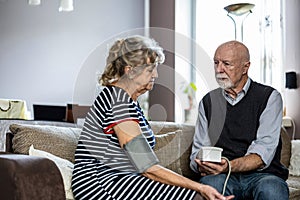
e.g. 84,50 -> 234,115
224,3 -> 255,42
285,71 -> 297,89
224,3 -> 255,16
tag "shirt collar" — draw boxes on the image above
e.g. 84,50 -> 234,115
223,78 -> 251,95
243,78 -> 251,94
222,78 -> 251,105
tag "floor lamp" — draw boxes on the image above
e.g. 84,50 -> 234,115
224,3 -> 255,42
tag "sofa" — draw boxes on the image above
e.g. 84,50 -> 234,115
0,119 -> 299,200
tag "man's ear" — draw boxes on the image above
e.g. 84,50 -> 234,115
243,61 -> 250,74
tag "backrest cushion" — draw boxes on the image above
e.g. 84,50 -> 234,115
178,124 -> 199,180
9,124 -> 81,163
0,119 -> 77,152
154,130 -> 182,175
150,121 -> 199,179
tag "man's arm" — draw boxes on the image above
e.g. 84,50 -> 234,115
246,90 -> 283,168
190,100 -> 211,173
230,89 -> 282,172
195,153 -> 264,175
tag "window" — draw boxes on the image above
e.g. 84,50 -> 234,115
195,0 -> 283,91
175,0 -> 283,123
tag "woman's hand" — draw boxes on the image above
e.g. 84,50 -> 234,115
195,158 -> 228,176
199,184 -> 234,200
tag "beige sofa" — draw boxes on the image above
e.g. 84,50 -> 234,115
0,119 -> 299,199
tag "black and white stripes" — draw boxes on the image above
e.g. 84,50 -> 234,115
71,86 -> 196,200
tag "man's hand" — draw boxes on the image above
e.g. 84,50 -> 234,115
196,154 -> 265,175
195,158 -> 229,176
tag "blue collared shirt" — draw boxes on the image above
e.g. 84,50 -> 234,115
223,78 -> 250,106
190,78 -> 283,173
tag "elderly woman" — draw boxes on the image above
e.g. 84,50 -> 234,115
71,35 -> 233,200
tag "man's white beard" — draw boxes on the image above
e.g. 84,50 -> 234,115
215,74 -> 233,89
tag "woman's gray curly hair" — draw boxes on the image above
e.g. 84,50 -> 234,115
99,35 -> 165,86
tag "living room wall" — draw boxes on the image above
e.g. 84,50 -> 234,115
1,0 -> 299,137
283,0 -> 300,138
0,0 -> 145,118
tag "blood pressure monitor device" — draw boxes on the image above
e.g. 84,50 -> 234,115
196,147 -> 223,163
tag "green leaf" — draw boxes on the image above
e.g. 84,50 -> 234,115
189,82 -> 197,92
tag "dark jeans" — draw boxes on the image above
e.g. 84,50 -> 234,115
200,172 -> 289,200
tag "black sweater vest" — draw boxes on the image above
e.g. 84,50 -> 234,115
203,81 -> 288,180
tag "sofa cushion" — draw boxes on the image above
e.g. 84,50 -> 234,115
9,124 -> 81,163
287,175 -> 300,200
154,130 -> 182,175
289,140 -> 300,176
0,119 -> 78,152
151,121 -> 199,180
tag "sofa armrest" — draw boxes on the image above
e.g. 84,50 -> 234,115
0,153 -> 65,200
5,132 -> 14,153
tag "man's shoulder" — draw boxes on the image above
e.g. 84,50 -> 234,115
251,80 -> 275,90
249,81 -> 282,103
250,81 -> 278,95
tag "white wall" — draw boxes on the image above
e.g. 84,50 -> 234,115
0,0 -> 144,117
283,0 -> 300,138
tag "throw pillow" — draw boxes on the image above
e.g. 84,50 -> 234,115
9,124 -> 81,163
29,145 -> 74,200
154,130 -> 182,175
289,140 -> 300,176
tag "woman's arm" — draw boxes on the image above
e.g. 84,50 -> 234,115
114,121 -> 233,200
113,120 -> 141,148
143,164 -> 232,200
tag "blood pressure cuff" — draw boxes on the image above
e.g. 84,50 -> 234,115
124,134 -> 159,173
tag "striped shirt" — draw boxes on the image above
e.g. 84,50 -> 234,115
72,86 -> 196,200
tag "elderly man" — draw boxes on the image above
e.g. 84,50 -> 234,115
190,40 -> 289,200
